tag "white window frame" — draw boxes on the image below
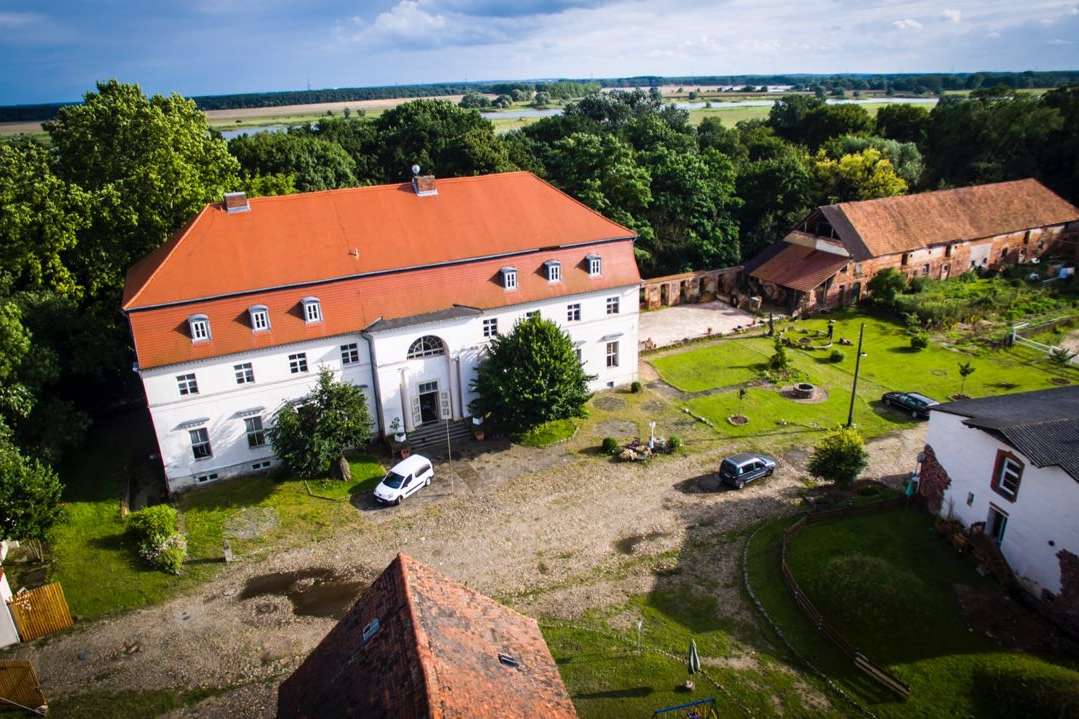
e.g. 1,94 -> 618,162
587,254 -> 602,277
176,373 -> 199,396
483,318 -> 499,338
244,416 -> 267,448
606,341 -> 620,368
545,260 -> 561,283
234,362 -> 255,385
302,297 -> 322,324
997,457 -> 1022,499
501,267 -> 518,291
606,296 -> 620,315
340,343 -> 360,365
249,305 -> 270,332
407,336 -> 445,359
567,303 -> 581,322
289,352 -> 309,374
188,315 -> 211,343
575,347 -> 583,364
189,427 -> 212,460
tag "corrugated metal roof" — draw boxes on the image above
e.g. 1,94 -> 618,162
932,386 -> 1079,481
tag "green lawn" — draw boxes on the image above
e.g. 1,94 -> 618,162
43,412 -> 382,621
545,590 -> 834,718
518,418 -> 579,447
746,508 -> 1078,718
651,311 -> 1076,445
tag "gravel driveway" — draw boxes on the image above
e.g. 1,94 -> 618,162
13,402 -> 927,717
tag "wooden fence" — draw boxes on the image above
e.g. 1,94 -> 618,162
9,583 -> 73,642
780,500 -> 912,700
0,661 -> 46,715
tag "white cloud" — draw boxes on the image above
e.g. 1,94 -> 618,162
941,9 -> 961,23
0,11 -> 42,28
893,18 -> 923,31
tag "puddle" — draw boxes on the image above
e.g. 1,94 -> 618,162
613,530 -> 670,555
240,567 -> 366,618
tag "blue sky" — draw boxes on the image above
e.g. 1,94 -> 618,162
2,0 -> 1078,104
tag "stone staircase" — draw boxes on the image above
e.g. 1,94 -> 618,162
405,418 -> 472,450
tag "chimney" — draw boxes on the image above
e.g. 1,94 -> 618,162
223,191 -> 250,214
410,165 -> 438,197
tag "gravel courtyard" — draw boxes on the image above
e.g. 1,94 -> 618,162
639,300 -> 761,348
11,376 -> 927,717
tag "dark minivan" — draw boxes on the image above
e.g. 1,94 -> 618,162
719,453 -> 777,490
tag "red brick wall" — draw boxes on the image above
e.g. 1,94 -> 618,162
918,444 -> 951,514
1057,549 -> 1079,616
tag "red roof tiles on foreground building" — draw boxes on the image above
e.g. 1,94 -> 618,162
277,553 -> 578,719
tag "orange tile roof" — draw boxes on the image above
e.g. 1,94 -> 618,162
277,554 -> 577,719
128,241 -> 639,369
750,243 -> 848,292
823,178 -> 1079,259
122,171 -> 635,310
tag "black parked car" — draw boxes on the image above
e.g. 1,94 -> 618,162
881,391 -> 939,419
719,453 -> 776,490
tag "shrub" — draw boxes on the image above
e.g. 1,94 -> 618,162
1048,346 -> 1077,367
907,275 -> 927,293
972,657 -> 1079,719
909,332 -> 929,350
668,435 -> 683,450
807,428 -> 868,488
828,349 -> 845,363
630,380 -> 642,393
126,504 -> 177,547
127,505 -> 187,574
867,267 -> 907,307
601,437 -> 620,455
768,337 -> 791,372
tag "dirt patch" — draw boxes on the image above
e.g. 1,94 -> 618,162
596,420 -> 638,437
239,568 -> 366,619
954,583 -> 1070,654
642,399 -> 668,413
224,508 -> 279,540
613,530 -> 671,555
593,396 -> 627,411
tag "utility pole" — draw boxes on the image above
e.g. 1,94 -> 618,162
846,323 -> 865,429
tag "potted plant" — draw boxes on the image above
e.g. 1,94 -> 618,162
389,416 -> 406,443
471,416 -> 485,441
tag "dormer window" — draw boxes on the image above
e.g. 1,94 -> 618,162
188,314 -> 211,343
302,297 -> 322,324
249,305 -> 270,332
545,260 -> 562,283
500,267 -> 518,291
587,254 -> 602,277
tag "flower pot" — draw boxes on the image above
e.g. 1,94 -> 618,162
472,429 -> 485,441
394,432 -> 407,443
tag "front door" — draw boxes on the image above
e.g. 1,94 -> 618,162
418,381 -> 440,424
988,505 -> 1008,546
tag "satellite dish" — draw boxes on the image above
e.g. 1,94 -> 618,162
411,164 -> 421,176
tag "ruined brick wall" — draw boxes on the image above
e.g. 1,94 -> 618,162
1056,549 -> 1079,616
640,266 -> 742,310
918,444 -> 951,515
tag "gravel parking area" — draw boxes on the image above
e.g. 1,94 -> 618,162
639,300 -> 761,348
14,384 -> 927,717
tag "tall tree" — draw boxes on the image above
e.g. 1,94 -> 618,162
45,80 -> 240,295
814,148 -> 908,203
875,103 -> 930,145
229,131 -> 357,191
822,135 -> 924,187
470,316 -> 594,432
767,95 -> 825,144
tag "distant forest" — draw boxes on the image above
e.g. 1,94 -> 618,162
3,70 -> 1078,123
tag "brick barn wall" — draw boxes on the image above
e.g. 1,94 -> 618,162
918,444 -> 951,514
1057,549 -> 1079,617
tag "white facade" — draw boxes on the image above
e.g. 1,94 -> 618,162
142,284 -> 639,492
927,411 -> 1079,597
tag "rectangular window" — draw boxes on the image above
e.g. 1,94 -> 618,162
483,318 -> 498,338
289,352 -> 308,374
190,318 -> 210,342
250,308 -> 269,332
501,268 -> 517,290
340,343 -> 360,365
245,416 -> 267,448
196,473 -> 218,484
303,299 -> 322,323
176,373 -> 199,396
567,303 -> 581,322
234,362 -> 255,384
189,427 -> 212,460
922,264 -> 930,275
901,253 -> 910,266
606,296 -> 620,315
588,256 -> 602,276
606,341 -> 619,368
546,261 -> 561,282
526,310 -> 540,319
992,451 -> 1023,501
575,347 -> 582,363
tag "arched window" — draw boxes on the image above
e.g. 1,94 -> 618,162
407,336 -> 445,359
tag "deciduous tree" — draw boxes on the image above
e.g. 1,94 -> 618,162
807,428 -> 868,488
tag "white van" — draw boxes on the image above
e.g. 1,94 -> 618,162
373,454 -> 434,505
